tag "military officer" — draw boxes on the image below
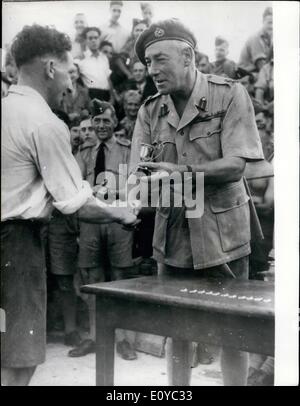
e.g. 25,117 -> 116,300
130,19 -> 264,386
69,100 -> 139,360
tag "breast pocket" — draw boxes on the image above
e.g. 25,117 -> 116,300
189,117 -> 222,160
210,185 -> 251,252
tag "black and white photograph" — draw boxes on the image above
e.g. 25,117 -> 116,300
1,0 -> 299,388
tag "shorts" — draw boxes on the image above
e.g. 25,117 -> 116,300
1,220 -> 47,368
78,222 -> 134,269
48,210 -> 79,276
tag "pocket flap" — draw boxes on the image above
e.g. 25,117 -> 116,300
189,118 -> 222,141
210,188 -> 249,213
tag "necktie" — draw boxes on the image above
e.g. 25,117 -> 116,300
94,142 -> 105,185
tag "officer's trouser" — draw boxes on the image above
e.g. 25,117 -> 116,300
158,256 -> 249,386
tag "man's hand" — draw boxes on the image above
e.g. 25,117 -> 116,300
138,162 -> 186,174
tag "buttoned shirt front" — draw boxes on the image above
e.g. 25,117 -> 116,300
1,85 -> 92,221
101,21 -> 130,54
79,135 -> 131,190
130,71 -> 264,269
77,50 -> 111,90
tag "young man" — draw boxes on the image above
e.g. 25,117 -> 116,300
1,24 -> 138,386
211,36 -> 236,79
71,13 -> 88,59
100,1 -> 130,54
77,27 -> 113,101
131,19 -> 264,386
69,100 -> 138,361
124,60 -> 157,101
238,7 -> 273,73
195,51 -> 212,74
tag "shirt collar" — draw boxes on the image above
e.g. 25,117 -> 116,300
109,20 -> 120,28
85,49 -> 101,58
166,71 -> 209,132
8,85 -> 51,111
95,135 -> 115,151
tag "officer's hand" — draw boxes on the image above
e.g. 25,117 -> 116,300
138,162 -> 184,174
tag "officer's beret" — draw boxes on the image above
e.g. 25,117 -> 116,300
135,18 -> 197,65
215,36 -> 228,47
90,99 -> 116,119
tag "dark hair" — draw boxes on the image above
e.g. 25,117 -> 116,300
110,1 -> 123,7
195,51 -> 209,64
100,40 -> 113,50
11,24 -> 71,68
132,18 -> 148,30
83,27 -> 101,39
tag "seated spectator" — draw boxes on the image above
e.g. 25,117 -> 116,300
79,116 -> 97,149
238,7 -> 273,74
211,36 -> 236,79
62,63 -> 90,124
113,19 -> 148,89
117,90 -> 143,142
71,13 -> 88,59
124,60 -> 157,101
255,112 -> 274,161
77,27 -> 113,102
140,2 -> 154,27
70,118 -> 83,155
99,40 -> 114,62
195,51 -> 212,74
255,46 -> 274,132
100,1 -> 130,54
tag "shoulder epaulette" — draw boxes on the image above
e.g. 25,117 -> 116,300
207,74 -> 236,86
115,137 -> 131,147
143,92 -> 161,105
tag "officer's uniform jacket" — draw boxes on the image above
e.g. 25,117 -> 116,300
130,71 -> 264,269
79,135 -> 131,190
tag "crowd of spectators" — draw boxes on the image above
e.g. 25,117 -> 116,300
1,1 -> 274,385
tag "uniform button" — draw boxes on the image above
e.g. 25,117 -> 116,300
180,130 -> 184,136
182,152 -> 187,157
207,131 -> 211,135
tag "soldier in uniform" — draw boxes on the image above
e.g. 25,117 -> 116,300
69,100 -> 139,360
211,36 -> 236,79
131,19 -> 264,386
117,90 -> 143,142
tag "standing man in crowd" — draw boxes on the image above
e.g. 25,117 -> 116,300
1,24 -> 139,386
76,27 -> 113,101
130,19 -> 264,386
211,36 -> 236,79
101,1 -> 130,54
125,60 -> 157,101
69,100 -> 138,361
71,13 -> 88,59
118,90 -> 143,142
238,7 -> 273,74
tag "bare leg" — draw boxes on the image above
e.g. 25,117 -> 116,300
221,348 -> 249,386
1,366 -> 36,386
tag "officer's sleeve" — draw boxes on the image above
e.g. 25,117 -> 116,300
221,82 -> 264,162
129,104 -> 151,173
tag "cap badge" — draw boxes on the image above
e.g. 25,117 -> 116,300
154,28 -> 165,38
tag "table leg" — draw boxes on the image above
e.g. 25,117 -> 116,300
167,338 -> 193,386
95,298 -> 115,386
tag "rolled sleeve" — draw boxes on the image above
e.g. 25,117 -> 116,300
32,121 -> 93,214
129,105 -> 151,173
221,83 -> 264,162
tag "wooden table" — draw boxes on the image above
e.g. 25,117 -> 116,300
82,275 -> 274,386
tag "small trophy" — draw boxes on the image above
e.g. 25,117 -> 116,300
138,143 -> 156,176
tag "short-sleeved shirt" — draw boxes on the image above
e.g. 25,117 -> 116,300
100,21 -> 130,54
130,71 -> 264,269
1,85 -> 92,221
254,61 -> 274,102
77,50 -> 111,90
238,29 -> 272,72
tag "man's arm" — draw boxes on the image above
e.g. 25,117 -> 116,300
138,156 -> 246,185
